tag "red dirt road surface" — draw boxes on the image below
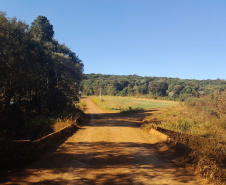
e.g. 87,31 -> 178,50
1,97 -> 208,185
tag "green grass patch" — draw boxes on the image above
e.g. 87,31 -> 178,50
91,96 -> 178,112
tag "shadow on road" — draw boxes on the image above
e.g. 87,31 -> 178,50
1,98 -> 206,185
2,141 -> 201,185
84,111 -> 157,128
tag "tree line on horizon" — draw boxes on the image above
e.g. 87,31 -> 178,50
0,12 -> 83,139
81,73 -> 226,100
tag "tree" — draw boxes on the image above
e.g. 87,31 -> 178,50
173,85 -> 184,95
0,12 -> 84,140
121,87 -> 128,96
168,83 -> 175,92
183,87 -> 192,94
148,81 -> 168,96
137,85 -> 147,94
156,82 -> 168,96
0,12 -> 30,107
148,81 -> 158,94
30,15 -> 54,42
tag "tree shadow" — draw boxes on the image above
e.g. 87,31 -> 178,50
1,103 -> 206,185
2,141 -> 205,184
83,110 -> 158,128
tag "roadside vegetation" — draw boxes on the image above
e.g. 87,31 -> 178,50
76,101 -> 87,112
0,12 -> 84,141
143,91 -> 226,184
144,92 -> 226,142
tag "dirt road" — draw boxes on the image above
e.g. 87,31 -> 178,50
1,97 -> 207,184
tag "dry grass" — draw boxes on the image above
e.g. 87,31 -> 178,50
51,102 -> 86,132
144,91 -> 226,184
145,94 -> 226,142
51,117 -> 78,132
76,101 -> 87,112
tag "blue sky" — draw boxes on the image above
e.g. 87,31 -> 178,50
1,0 -> 226,80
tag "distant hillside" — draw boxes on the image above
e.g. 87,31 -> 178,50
81,73 -> 226,100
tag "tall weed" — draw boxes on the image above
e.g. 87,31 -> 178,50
145,91 -> 226,142
144,90 -> 226,183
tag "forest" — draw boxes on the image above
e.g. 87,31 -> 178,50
81,73 -> 226,100
0,12 -> 83,140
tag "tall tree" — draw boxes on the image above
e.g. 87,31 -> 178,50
30,15 -> 54,42
0,12 -> 30,106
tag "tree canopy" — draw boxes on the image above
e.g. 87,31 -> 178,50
81,73 -> 226,99
30,15 -> 54,42
0,12 -> 84,139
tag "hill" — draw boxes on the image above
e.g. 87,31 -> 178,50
81,73 -> 226,100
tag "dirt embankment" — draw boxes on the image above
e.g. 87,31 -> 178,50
1,97 -> 208,185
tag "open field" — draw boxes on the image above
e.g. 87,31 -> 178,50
91,96 -> 179,112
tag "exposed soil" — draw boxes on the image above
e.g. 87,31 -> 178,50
0,97 -> 208,185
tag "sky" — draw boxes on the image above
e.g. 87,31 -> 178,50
1,0 -> 226,80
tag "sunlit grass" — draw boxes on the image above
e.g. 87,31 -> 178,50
91,96 -> 178,112
51,116 -> 78,132
21,102 -> 86,140
143,92 -> 226,183
76,101 -> 87,112
144,93 -> 226,143
144,95 -> 226,142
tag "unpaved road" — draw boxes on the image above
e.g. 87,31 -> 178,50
1,97 -> 207,185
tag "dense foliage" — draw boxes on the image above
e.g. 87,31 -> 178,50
0,12 -> 83,139
81,73 -> 226,100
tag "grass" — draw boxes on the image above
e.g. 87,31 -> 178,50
51,116 -> 79,132
91,96 -> 178,112
143,92 -> 226,184
144,95 -> 226,142
0,102 -> 86,141
42,102 -> 86,137
76,101 -> 87,112
23,111 -> 83,141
